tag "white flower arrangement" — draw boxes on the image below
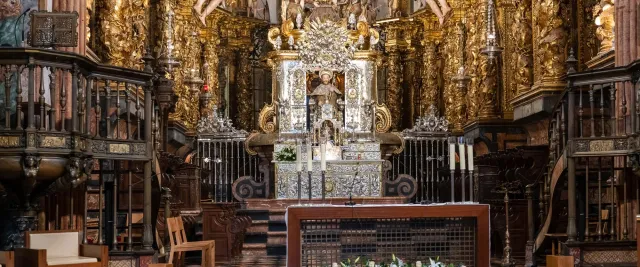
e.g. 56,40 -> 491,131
331,255 -> 466,267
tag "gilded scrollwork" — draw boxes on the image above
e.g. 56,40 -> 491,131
533,0 -> 569,85
510,0 -> 533,95
95,0 -> 148,70
385,48 -> 402,130
258,102 -> 277,133
374,103 -> 392,133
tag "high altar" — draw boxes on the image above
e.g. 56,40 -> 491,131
262,6 -> 391,199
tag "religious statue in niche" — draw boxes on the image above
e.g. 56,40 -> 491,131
281,0 -> 303,23
309,70 -> 343,109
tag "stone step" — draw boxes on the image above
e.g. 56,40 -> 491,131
246,220 -> 269,233
241,243 -> 286,257
266,231 -> 287,245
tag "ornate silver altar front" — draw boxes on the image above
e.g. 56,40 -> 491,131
276,160 -> 382,199
274,143 -> 383,198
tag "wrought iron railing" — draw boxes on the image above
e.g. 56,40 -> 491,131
390,105 -> 451,203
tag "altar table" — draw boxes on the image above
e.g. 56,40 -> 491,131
286,204 -> 490,267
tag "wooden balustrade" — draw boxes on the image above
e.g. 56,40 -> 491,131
0,47 -> 155,252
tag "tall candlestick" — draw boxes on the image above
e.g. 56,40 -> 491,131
466,137 -> 474,171
448,137 -> 456,170
458,137 -> 466,170
296,143 -> 303,172
320,143 -> 327,171
307,142 -> 313,171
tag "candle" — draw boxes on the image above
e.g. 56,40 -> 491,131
307,142 -> 313,171
458,137 -> 466,170
296,143 -> 302,172
448,137 -> 456,170
467,138 -> 474,171
320,143 -> 327,171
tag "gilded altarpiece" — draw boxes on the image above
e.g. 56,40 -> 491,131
531,0 -> 570,91
508,0 -> 533,97
94,0 -> 148,70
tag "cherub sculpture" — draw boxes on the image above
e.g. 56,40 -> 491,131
419,0 -> 451,25
193,0 -> 226,26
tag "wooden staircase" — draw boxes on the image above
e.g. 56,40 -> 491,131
528,59 -> 640,266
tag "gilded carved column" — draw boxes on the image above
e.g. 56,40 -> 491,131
203,35 -> 221,106
510,0 -> 533,96
532,0 -> 570,91
403,47 -> 418,128
236,49 -> 253,130
386,47 -> 402,130
442,20 -> 465,132
420,40 -> 439,114
463,0 -> 485,121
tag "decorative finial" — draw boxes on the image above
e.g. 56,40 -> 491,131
566,48 -> 578,74
275,36 -> 282,50
288,35 -> 295,49
296,13 -> 303,29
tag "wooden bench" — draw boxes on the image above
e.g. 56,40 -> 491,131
15,230 -> 108,267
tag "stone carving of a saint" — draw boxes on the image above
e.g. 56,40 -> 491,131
309,70 -> 342,109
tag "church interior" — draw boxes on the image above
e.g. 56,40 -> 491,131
0,0 -> 638,266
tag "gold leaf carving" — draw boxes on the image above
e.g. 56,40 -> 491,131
589,140 -> 613,152
95,0 -> 148,70
374,103 -> 392,133
0,136 -> 20,147
510,0 -> 533,95
40,136 -> 66,148
109,143 -> 130,154
532,0 -> 569,85
258,103 -> 277,134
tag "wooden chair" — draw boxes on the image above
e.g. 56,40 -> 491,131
167,216 -> 215,267
15,230 -> 108,267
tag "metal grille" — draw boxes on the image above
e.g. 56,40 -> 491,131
300,217 -> 477,267
196,138 -> 261,202
391,138 -> 450,203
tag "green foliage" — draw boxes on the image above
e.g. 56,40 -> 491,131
275,146 -> 297,161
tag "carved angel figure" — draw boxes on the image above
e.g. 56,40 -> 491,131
418,0 -> 451,25
193,0 -> 226,26
388,0 -> 400,18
